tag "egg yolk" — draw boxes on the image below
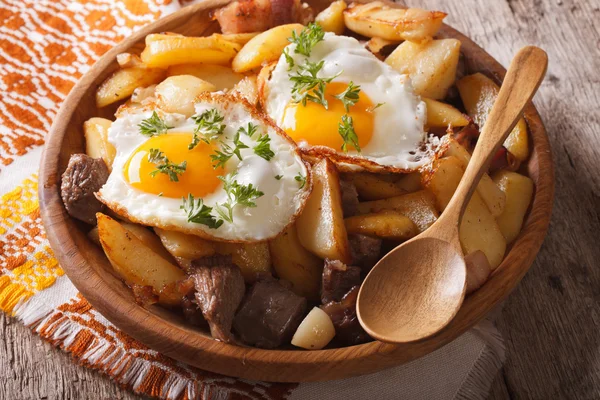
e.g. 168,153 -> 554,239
124,133 -> 221,199
284,81 -> 375,151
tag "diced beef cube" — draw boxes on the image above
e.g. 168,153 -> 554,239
339,179 -> 360,217
321,259 -> 361,304
193,254 -> 233,268
61,154 -> 109,224
192,264 -> 246,343
321,286 -> 371,346
348,233 -> 382,272
177,276 -> 207,327
233,278 -> 307,348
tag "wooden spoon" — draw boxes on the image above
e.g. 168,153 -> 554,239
356,46 -> 548,344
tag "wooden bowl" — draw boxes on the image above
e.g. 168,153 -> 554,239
38,0 -> 554,382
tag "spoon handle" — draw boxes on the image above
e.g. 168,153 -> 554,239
442,46 -> 548,226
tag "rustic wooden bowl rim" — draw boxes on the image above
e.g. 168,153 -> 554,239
38,0 -> 554,382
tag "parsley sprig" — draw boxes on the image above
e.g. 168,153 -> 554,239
139,111 -> 172,137
289,22 -> 325,57
338,115 -> 361,153
189,108 -> 226,149
335,81 -> 361,112
253,134 -> 275,161
289,60 -> 340,109
211,130 -> 249,169
214,173 -> 264,223
295,172 -> 306,189
181,194 -> 223,229
147,148 -> 187,182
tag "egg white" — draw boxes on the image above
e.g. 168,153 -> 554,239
265,33 -> 432,171
97,94 -> 311,242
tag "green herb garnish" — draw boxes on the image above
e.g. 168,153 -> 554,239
210,130 -> 249,169
334,81 -> 361,112
253,134 -> 274,161
147,148 -> 187,182
213,173 -> 264,223
295,172 -> 306,189
289,60 -> 340,109
181,194 -> 223,229
338,115 -> 360,153
139,111 -> 172,137
275,175 -> 283,180
289,23 -> 325,57
239,122 -> 258,138
190,108 -> 226,149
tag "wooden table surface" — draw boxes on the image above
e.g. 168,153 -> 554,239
1,0 -> 599,399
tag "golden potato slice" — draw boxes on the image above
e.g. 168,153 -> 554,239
386,39 -> 461,99
155,75 -> 216,117
423,156 -> 464,211
88,226 -> 100,246
356,190 -> 438,233
291,307 -> 336,350
395,172 -> 423,193
215,242 -> 272,283
444,137 -> 506,217
316,0 -> 347,35
344,172 -> 407,201
167,64 -> 244,90
217,32 -> 260,46
344,2 -> 446,42
96,66 -> 166,108
141,34 -> 241,68
423,98 -> 470,128
231,24 -> 304,73
116,53 -> 145,68
345,212 -> 417,241
457,73 -> 529,161
120,223 -> 175,263
154,228 -> 216,260
296,158 -> 351,263
269,224 -> 323,301
230,75 -> 259,106
83,117 -> 116,171
492,171 -> 534,243
97,213 -> 185,306
365,37 -> 400,60
465,250 -> 491,295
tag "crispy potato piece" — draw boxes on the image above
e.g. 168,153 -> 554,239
396,172 -> 422,193
291,307 -> 336,350
423,98 -> 470,128
344,2 -> 446,42
96,66 -> 166,108
425,156 -> 507,269
88,226 -> 100,246
84,117 -> 116,171
269,224 -> 323,301
154,228 -> 216,260
167,64 -> 244,90
232,24 -> 304,73
386,39 -> 461,99
365,37 -> 400,60
97,213 -> 184,306
345,212 -> 417,241
230,75 -> 259,106
120,223 -> 175,263
155,75 -> 216,117
217,32 -> 260,45
141,34 -> 241,68
493,171 -> 534,243
465,250 -> 491,295
356,190 -> 439,233
445,137 -> 506,217
215,242 -> 272,283
315,0 -> 347,35
457,73 -> 529,161
116,53 -> 145,68
296,158 -> 351,263
344,172 -> 407,201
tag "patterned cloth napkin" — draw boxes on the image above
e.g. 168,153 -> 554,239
0,1 -> 505,398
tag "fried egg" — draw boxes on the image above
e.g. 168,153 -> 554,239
97,93 -> 311,242
263,33 -> 432,172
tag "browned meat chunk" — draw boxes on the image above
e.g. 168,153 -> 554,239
321,286 -> 371,346
214,0 -> 314,34
177,276 -> 207,327
233,278 -> 307,348
348,233 -> 382,271
61,154 -> 108,224
339,179 -> 359,217
131,284 -> 158,306
192,264 -> 246,343
321,259 -> 361,304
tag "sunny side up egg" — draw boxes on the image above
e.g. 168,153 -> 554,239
263,32 -> 431,172
97,94 -> 311,242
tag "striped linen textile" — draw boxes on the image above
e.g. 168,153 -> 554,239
0,1 -> 505,398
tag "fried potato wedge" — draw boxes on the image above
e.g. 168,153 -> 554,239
291,307 -> 335,350
296,158 -> 351,263
154,227 -> 216,260
232,23 -> 304,73
269,224 -> 322,301
423,98 -> 470,129
457,73 -> 529,161
316,0 -> 347,35
345,212 -> 417,241
386,39 -> 461,99
155,75 -> 216,117
84,117 -> 116,171
120,223 -> 175,263
465,250 -> 491,295
88,226 -> 100,246
365,36 -> 400,60
217,32 -> 260,46
493,171 -> 534,243
445,137 -> 506,217
215,242 -> 272,283
344,2 -> 446,42
167,64 -> 244,90
344,172 -> 407,201
96,66 -> 166,108
97,213 -> 184,306
141,34 -> 241,68
356,190 -> 439,233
